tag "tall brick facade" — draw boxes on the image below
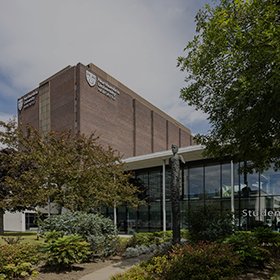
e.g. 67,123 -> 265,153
18,63 -> 193,158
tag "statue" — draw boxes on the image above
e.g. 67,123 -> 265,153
169,144 -> 185,244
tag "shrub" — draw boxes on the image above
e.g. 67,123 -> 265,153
0,243 -> 41,279
185,203 -> 234,243
1,263 -> 38,280
40,232 -> 91,268
253,227 -> 280,246
39,211 -> 118,256
147,242 -> 241,280
223,231 -> 271,268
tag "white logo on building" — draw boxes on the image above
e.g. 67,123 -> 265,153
18,98 -> 23,111
86,70 -> 96,87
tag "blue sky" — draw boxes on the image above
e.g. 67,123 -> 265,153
0,0 -> 212,135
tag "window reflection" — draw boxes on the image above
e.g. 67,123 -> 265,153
261,164 -> 280,196
189,166 -> 203,200
205,164 -> 220,199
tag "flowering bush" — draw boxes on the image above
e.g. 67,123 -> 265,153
0,243 -> 41,279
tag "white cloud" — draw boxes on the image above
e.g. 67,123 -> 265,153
0,0 -> 211,135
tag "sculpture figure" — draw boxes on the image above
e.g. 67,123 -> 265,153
169,144 -> 185,244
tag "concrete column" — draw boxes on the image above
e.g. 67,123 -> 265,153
163,160 -> 166,231
114,202 -> 117,226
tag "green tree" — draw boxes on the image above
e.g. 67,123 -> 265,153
0,120 -> 140,233
0,147 -> 38,235
178,0 -> 280,173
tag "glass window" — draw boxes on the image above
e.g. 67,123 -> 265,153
189,166 -> 203,200
261,164 -> 280,196
127,207 -> 137,235
148,170 -> 162,201
222,163 -> 232,197
117,205 -> 126,233
138,205 -> 149,233
239,162 -> 259,197
150,201 -> 162,232
166,201 -> 172,230
205,164 -> 220,199
25,213 -> 38,231
238,196 -> 280,231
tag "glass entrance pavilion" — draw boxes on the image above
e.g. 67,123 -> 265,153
102,145 -> 280,234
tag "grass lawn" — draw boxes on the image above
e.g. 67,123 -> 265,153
0,232 -> 45,247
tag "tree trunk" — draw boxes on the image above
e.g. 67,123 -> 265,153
0,208 -> 4,235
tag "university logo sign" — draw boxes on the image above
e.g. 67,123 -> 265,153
86,70 -> 96,87
18,98 -> 23,111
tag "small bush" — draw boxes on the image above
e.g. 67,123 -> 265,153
40,232 -> 91,268
0,243 -> 41,279
1,263 -> 38,280
223,231 -> 271,268
253,227 -> 280,248
185,203 -> 234,243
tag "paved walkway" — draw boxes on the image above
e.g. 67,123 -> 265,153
79,253 -> 153,280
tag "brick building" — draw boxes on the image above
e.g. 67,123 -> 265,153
17,62 -> 193,158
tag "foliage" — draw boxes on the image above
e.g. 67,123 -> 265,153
1,263 -> 38,280
223,231 -> 271,268
0,120 -> 141,213
0,147 -> 36,235
0,243 -> 40,279
185,203 -> 234,243
178,0 -> 280,174
253,226 -> 280,247
0,243 -> 41,269
40,232 -> 91,268
39,211 -> 118,256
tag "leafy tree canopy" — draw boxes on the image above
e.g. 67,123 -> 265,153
178,0 -> 280,173
0,120 -> 140,213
